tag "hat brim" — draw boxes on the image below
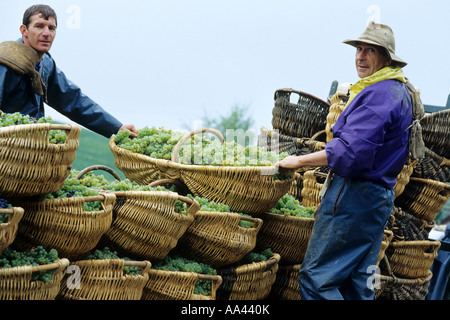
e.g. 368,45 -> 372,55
343,39 -> 407,68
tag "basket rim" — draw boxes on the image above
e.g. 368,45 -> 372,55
110,138 -> 298,179
273,88 -> 330,106
262,211 -> 315,222
0,122 -> 80,133
0,258 -> 70,273
0,206 -> 24,226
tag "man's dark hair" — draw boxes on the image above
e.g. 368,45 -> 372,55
22,4 -> 57,27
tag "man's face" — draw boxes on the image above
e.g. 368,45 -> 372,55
20,13 -> 57,56
355,43 -> 390,78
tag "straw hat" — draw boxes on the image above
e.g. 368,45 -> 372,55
343,21 -> 407,68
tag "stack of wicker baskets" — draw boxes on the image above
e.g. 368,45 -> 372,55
0,122 -> 81,300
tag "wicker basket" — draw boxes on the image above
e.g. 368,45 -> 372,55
102,191 -> 199,261
385,240 -> 441,279
412,147 -> 450,182
0,123 -> 80,197
258,127 -> 326,156
0,258 -> 69,300
389,206 -> 436,242
268,264 -> 302,300
58,259 -> 151,300
142,269 -> 223,300
13,192 -> 116,260
301,169 -> 327,207
375,255 -> 433,300
112,128 -> 297,217
394,156 -> 418,198
272,88 -> 330,139
377,229 -> 394,267
177,211 -> 263,268
394,177 -> 450,222
216,253 -> 280,300
0,207 -> 24,255
256,212 -> 314,265
325,90 -> 349,143
420,108 -> 450,158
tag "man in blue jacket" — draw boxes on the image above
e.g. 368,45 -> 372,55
0,4 -> 137,138
277,22 -> 421,299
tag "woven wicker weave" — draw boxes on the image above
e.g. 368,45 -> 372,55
300,169 -> 327,207
177,211 -> 263,268
142,270 -> 223,300
394,177 -> 450,222
325,91 -> 349,143
388,206 -> 435,242
0,258 -> 69,300
385,240 -> 441,279
420,108 -> 450,158
412,147 -> 450,182
256,213 -> 314,265
13,192 -> 115,260
102,191 -> 199,261
377,229 -> 394,267
0,123 -> 80,197
375,255 -> 433,300
0,207 -> 24,255
272,88 -> 330,139
58,259 -> 151,300
111,129 -> 297,217
268,264 -> 302,300
216,253 -> 280,300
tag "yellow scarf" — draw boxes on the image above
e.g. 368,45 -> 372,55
345,66 -> 406,107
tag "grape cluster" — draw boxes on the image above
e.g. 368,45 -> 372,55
229,248 -> 274,269
269,194 -> 316,218
41,171 -> 102,211
0,246 -> 59,283
82,247 -> 142,275
0,112 -> 66,144
115,127 -> 288,167
152,254 -> 217,296
176,194 -> 253,228
0,198 -> 13,224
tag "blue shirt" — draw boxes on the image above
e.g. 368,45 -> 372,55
325,79 -> 413,189
0,39 -> 123,138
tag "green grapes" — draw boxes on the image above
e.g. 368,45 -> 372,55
176,194 -> 253,228
0,198 -> 12,223
0,246 -> 59,283
228,248 -> 274,269
0,112 -> 66,144
269,194 -> 316,218
115,126 -> 288,167
41,171 -> 102,211
152,254 -> 217,296
82,247 -> 142,275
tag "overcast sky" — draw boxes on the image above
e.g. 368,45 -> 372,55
1,0 -> 449,135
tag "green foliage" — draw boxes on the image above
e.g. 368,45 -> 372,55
0,246 -> 59,283
269,194 -> 316,218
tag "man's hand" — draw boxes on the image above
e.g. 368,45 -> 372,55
119,124 -> 138,138
275,155 -> 302,174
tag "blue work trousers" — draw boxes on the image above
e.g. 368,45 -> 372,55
298,174 -> 394,300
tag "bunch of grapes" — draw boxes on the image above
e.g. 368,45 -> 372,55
0,112 -> 66,144
115,127 -> 288,168
152,254 -> 217,296
228,248 -> 274,269
41,171 -> 102,211
0,198 -> 13,224
0,246 -> 59,283
82,247 -> 142,275
175,194 -> 253,228
269,194 -> 316,218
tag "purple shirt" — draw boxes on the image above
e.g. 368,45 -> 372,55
325,79 -> 413,189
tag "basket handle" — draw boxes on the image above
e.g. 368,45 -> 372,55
29,258 -> 70,273
124,260 -> 152,273
148,178 -> 184,189
171,128 -> 225,163
76,165 -> 122,181
177,194 -> 200,216
238,215 -> 263,231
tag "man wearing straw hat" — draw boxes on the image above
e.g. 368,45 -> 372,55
277,21 -> 424,300
0,4 -> 137,139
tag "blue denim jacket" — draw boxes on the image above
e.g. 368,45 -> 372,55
0,38 -> 122,138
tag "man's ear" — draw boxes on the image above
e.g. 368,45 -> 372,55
19,24 -> 27,37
